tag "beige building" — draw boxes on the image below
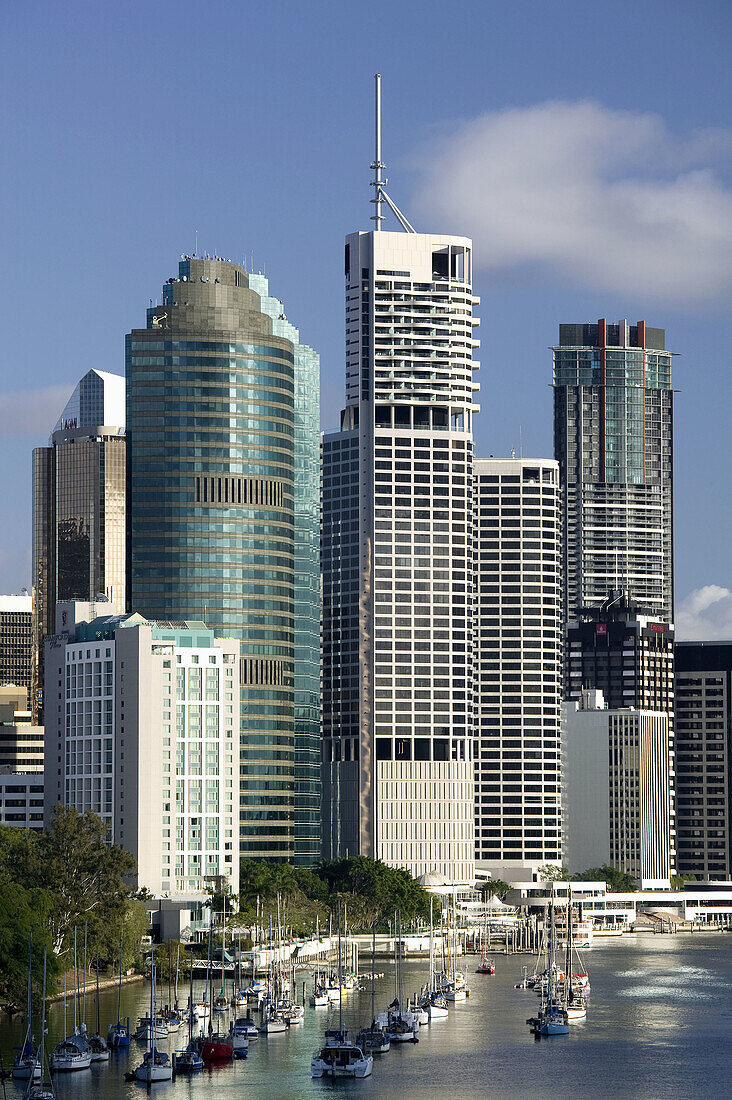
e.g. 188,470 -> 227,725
32,370 -> 126,722
0,684 -> 44,772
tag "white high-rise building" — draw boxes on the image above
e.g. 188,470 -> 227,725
44,602 -> 239,897
475,458 -> 564,879
563,689 -> 671,888
322,81 -> 480,886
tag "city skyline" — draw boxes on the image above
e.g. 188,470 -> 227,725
0,2 -> 730,637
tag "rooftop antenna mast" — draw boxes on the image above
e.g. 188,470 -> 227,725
370,74 -> 416,234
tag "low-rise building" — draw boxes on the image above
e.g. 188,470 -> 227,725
0,770 -> 45,829
0,594 -> 33,696
0,685 -> 44,772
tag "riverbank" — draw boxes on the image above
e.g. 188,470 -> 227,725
45,972 -> 144,1003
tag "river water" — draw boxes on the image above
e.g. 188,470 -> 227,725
2,931 -> 730,1099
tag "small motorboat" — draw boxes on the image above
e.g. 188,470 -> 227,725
173,1046 -> 204,1073
107,1020 -> 130,1048
356,1025 -> 390,1055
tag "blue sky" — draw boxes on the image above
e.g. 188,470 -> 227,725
1,0 -> 730,634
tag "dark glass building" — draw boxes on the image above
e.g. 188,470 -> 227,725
553,320 -> 674,626
247,274 -> 321,866
0,595 -> 33,695
675,642 -> 732,880
127,256 -> 306,861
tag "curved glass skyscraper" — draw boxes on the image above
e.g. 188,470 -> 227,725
127,256 -> 314,861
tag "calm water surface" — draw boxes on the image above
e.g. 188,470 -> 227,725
2,931 -> 730,1100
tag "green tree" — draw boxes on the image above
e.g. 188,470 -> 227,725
537,863 -> 570,882
0,876 -> 60,1002
670,873 -> 696,889
480,879 -> 510,900
572,864 -> 637,892
39,805 -> 137,951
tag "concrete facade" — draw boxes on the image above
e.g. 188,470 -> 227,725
474,458 -> 564,875
44,603 -> 239,896
322,230 -> 479,887
563,690 -> 671,888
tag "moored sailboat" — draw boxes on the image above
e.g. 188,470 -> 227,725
12,935 -> 41,1081
134,949 -> 172,1083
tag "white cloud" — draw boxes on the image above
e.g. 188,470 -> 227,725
411,100 -> 732,302
0,383 -> 73,436
676,586 -> 732,640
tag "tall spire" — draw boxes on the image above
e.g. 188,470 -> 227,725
369,74 -> 416,234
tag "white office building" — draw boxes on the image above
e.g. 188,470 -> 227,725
44,602 -> 239,897
475,458 -> 564,877
322,92 -> 479,887
563,689 -> 671,888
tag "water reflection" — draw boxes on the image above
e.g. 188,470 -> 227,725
0,932 -> 730,1099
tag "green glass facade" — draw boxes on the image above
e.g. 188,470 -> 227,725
553,319 -> 674,624
248,274 -> 321,866
127,257 -> 297,860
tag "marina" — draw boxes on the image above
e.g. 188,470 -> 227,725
0,932 -> 730,1098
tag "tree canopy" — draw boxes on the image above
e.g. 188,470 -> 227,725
0,806 -> 148,997
237,855 -> 430,933
572,864 -> 637,892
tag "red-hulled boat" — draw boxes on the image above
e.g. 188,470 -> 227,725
195,1034 -> 233,1062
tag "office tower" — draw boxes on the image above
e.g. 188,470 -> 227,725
247,274 -> 322,866
566,589 -> 676,871
675,642 -> 732,880
563,689 -> 671,888
0,685 -> 44,771
44,602 -> 240,895
128,256 -> 319,861
567,590 -> 674,711
32,370 -> 126,719
553,320 -> 674,626
474,458 -> 563,876
322,80 -> 479,886
0,594 -> 33,694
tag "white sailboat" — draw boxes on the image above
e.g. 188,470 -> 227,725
311,901 -> 373,1079
51,930 -> 92,1071
135,949 -> 172,1083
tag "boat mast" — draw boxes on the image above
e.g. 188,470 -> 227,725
429,897 -> 434,993
27,932 -> 33,1056
82,923 -> 88,1031
337,900 -> 343,1034
149,943 -> 155,1057
39,948 -> 47,1088
96,950 -> 100,1037
371,920 -> 376,1025
188,949 -> 194,1047
117,939 -> 123,1028
73,927 -> 78,1034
